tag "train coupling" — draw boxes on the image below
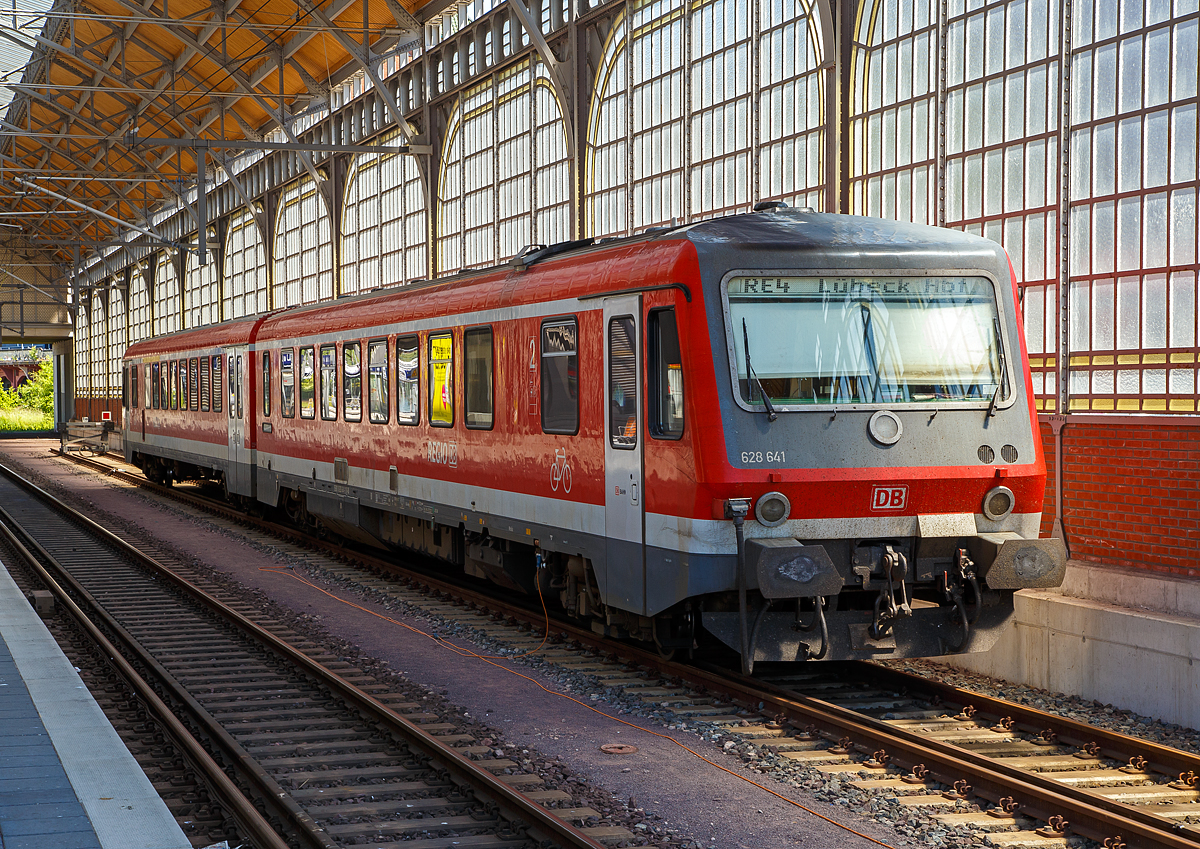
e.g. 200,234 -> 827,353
870,545 -> 912,640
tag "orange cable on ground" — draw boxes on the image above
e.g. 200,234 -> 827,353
260,565 -> 898,849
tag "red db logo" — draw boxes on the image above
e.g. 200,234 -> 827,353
871,485 -> 908,511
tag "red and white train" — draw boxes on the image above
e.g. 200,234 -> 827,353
122,208 -> 1065,667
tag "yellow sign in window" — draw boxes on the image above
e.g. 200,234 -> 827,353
430,334 -> 454,426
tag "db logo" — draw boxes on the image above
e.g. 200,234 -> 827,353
871,485 -> 908,511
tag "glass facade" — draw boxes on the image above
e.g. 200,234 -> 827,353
73,0 -> 1200,419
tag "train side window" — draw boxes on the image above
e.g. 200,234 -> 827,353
281,349 -> 296,417
145,364 -> 152,408
299,347 -> 315,418
130,365 -> 138,409
228,355 -> 236,418
609,317 -> 637,449
368,339 -> 389,424
343,342 -> 362,423
320,344 -> 338,420
180,359 -> 189,410
465,327 -> 493,430
262,352 -> 271,417
236,355 -> 244,419
122,365 -> 129,409
199,357 -> 210,412
152,363 -> 161,409
211,355 -> 223,413
428,332 -> 454,427
541,319 -> 578,434
397,336 -> 419,425
170,361 -> 179,410
189,358 -> 199,411
649,309 -> 685,439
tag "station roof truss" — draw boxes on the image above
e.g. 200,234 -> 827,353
0,0 -> 426,275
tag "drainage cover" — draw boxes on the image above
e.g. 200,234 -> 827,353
599,743 -> 638,754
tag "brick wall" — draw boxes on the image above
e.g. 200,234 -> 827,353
1041,416 -> 1200,579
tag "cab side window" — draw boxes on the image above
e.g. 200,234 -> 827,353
649,309 -> 685,438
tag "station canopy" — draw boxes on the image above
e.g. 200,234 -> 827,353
0,0 -> 425,268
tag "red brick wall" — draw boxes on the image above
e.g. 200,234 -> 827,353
1041,416 -> 1200,578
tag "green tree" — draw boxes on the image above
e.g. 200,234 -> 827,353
17,353 -> 54,417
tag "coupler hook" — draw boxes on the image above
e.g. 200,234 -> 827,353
940,548 -> 980,651
870,545 -> 912,640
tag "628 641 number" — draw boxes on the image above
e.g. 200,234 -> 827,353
741,450 -> 785,464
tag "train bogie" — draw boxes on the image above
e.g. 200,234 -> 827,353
123,208 -> 1065,668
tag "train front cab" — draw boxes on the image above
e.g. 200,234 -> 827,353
669,212 -> 1068,669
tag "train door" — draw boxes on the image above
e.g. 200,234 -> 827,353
603,296 -> 645,613
225,345 -> 251,496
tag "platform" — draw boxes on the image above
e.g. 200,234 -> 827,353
943,559 -> 1200,730
0,559 -> 191,849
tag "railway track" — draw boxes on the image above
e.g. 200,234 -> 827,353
0,459 -> 625,849
45,449 -> 1200,848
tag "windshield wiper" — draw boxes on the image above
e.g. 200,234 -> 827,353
860,303 -> 882,402
742,318 -> 778,422
987,318 -> 1008,418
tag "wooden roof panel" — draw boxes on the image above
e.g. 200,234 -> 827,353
1,0 -> 427,262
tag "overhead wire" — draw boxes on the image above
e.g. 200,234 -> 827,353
259,563 -> 899,849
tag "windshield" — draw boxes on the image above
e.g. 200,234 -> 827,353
726,275 -> 1006,407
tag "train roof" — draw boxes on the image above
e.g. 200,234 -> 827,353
689,209 -> 998,250
124,210 -> 1010,356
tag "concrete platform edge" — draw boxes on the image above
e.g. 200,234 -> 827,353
0,561 -> 191,849
940,560 -> 1200,729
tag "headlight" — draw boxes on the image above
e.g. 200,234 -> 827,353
982,485 -> 1015,521
755,491 -> 791,527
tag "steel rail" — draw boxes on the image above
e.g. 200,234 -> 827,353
5,459 -> 609,849
0,509 -> 293,849
863,663 -> 1200,783
694,666 -> 1198,849
0,496 -> 337,849
58,451 -> 1199,849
